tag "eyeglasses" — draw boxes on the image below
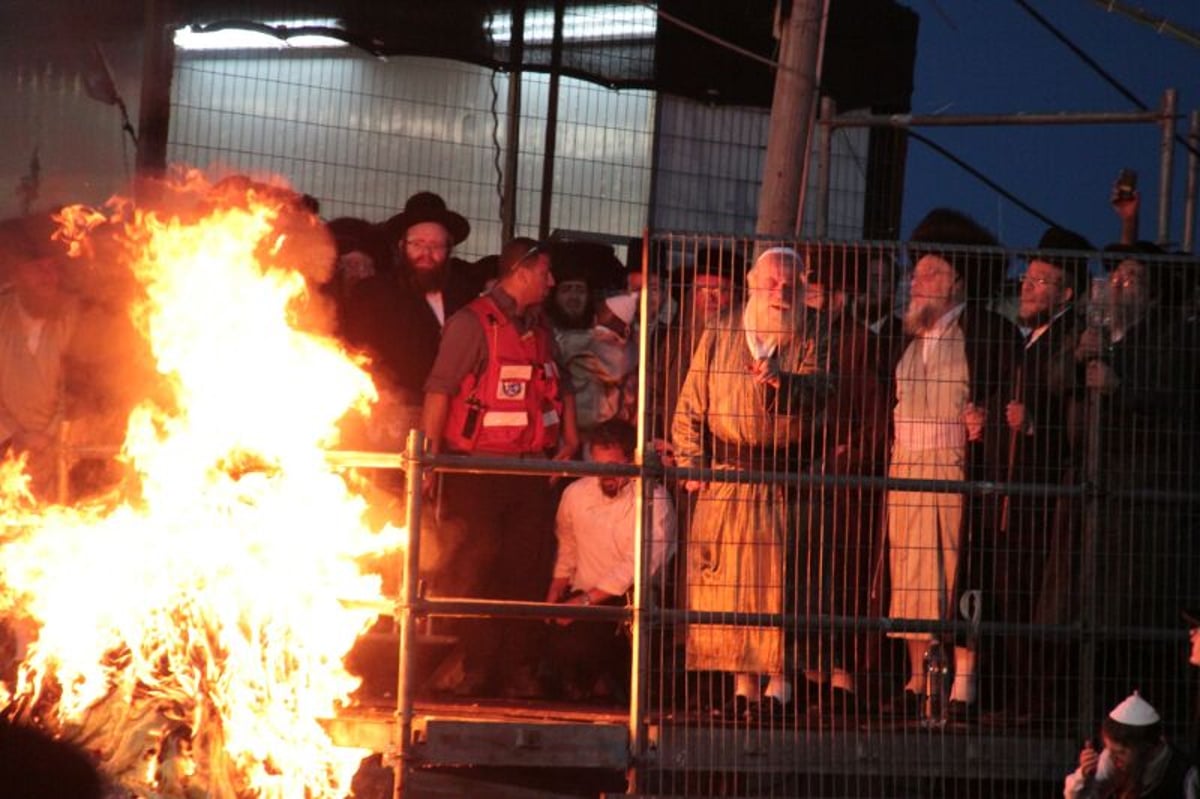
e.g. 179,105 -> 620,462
404,239 -> 450,255
1110,273 -> 1141,289
1019,274 -> 1062,288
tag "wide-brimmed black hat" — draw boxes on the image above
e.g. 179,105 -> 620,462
381,191 -> 470,246
908,207 -> 1007,297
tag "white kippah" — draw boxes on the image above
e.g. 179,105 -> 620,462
604,292 -> 638,325
755,246 -> 801,266
1108,691 -> 1160,726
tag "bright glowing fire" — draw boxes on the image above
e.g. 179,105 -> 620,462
0,173 -> 403,797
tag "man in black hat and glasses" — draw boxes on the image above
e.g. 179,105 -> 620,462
343,192 -> 486,435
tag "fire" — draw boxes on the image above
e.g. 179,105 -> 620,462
1,173 -> 403,797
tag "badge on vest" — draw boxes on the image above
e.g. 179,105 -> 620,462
497,364 -> 533,400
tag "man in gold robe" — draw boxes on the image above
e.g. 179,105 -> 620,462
672,247 -> 831,718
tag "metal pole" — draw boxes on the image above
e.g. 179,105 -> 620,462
828,109 -> 1166,129
391,430 -> 426,799
134,0 -> 175,202
755,0 -> 825,238
1157,88 -> 1178,246
626,230 -> 652,793
537,0 -> 565,240
1184,110 -> 1199,253
813,96 -> 835,238
500,3 -> 526,243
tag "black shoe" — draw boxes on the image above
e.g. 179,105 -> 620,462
827,686 -> 863,716
881,691 -> 923,718
754,697 -> 795,724
947,699 -> 976,723
711,695 -> 755,721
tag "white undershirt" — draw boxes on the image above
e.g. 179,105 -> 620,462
426,291 -> 445,326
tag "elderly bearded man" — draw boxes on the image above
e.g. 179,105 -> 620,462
883,209 -> 1021,719
672,247 -> 832,720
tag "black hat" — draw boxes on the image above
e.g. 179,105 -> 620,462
804,242 -> 876,293
1034,226 -> 1093,297
909,207 -> 1007,297
381,192 -> 470,246
682,244 -> 746,286
326,216 -> 393,276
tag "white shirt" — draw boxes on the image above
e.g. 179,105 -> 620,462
425,291 -> 445,326
553,476 -> 676,598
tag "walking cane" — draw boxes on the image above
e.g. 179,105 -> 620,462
998,364 -> 1024,534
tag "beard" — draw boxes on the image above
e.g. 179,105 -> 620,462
902,295 -> 945,335
411,262 -> 446,293
744,298 -> 797,345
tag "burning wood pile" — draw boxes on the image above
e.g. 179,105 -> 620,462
0,172 -> 404,797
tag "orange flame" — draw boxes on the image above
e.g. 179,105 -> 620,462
1,173 -> 402,797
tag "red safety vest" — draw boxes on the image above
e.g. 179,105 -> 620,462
443,295 -> 563,454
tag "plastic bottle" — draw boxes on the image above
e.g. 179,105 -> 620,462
922,638 -> 949,728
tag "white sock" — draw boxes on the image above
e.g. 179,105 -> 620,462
734,672 -> 761,700
950,647 -> 976,704
830,668 -> 855,693
763,674 -> 793,704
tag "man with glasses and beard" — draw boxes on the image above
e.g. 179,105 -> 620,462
999,226 -> 1091,721
343,192 -> 487,450
672,247 -> 832,721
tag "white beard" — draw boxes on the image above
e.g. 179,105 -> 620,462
903,294 -> 944,335
744,299 -> 797,348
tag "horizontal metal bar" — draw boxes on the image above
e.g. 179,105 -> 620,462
826,110 -> 1169,129
347,596 -> 1189,644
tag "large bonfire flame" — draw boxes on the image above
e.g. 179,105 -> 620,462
0,172 -> 403,797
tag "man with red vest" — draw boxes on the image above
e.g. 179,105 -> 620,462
422,236 -> 579,697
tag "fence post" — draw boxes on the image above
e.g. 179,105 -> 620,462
1156,88 -> 1177,246
391,430 -> 425,799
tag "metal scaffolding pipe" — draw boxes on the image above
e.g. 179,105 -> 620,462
1157,88 -> 1178,245
828,109 -> 1169,128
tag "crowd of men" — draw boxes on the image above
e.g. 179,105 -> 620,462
2,181 -> 1199,762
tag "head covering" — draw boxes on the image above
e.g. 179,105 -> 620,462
1183,607 -> 1200,628
1109,692 -> 1160,726
1034,226 -> 1093,298
381,192 -> 470,246
909,207 -> 1007,297
682,244 -> 746,286
1101,691 -> 1164,748
603,292 -> 638,326
326,217 -> 392,274
804,242 -> 874,293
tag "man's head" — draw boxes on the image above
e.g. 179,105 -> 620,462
1099,692 -> 1164,775
327,217 -> 391,291
1103,242 -> 1165,329
382,192 -> 470,292
905,208 -> 1000,334
547,258 -> 593,328
1018,227 -> 1092,326
744,247 -> 802,340
802,243 -> 875,316
498,237 -> 555,310
589,418 -> 636,497
686,246 -> 743,323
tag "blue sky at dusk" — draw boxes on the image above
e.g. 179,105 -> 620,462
898,2 -> 1200,252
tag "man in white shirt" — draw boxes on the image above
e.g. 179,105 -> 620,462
542,418 -> 676,701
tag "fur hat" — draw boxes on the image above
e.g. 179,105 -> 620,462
909,207 -> 1007,298
381,192 -> 470,246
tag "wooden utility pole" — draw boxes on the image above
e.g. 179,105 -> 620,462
755,0 -> 825,238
